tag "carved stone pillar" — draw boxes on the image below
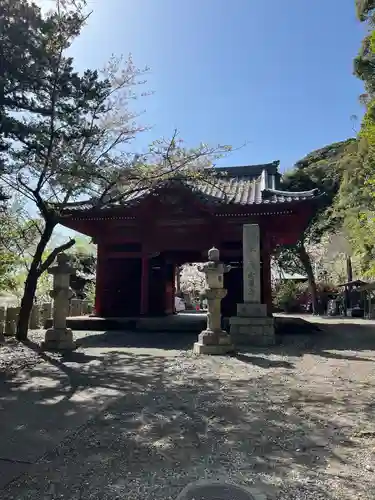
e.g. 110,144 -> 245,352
41,253 -> 76,351
229,224 -> 275,346
193,247 -> 234,355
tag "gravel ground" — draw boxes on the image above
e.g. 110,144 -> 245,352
0,330 -> 96,377
2,321 -> 375,499
0,331 -> 47,377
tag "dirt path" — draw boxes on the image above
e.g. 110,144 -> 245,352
1,321 -> 375,499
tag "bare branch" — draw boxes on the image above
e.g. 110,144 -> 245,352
38,238 -> 76,275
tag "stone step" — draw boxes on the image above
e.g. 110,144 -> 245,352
230,316 -> 274,326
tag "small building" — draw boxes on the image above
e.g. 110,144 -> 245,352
272,270 -> 308,283
58,162 -> 322,317
337,279 -> 367,317
358,281 -> 375,318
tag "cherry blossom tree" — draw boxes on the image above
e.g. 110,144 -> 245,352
180,264 -> 206,296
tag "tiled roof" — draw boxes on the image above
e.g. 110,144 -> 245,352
260,187 -> 320,204
102,179 -> 320,208
215,162 -> 280,179
60,162 -> 322,211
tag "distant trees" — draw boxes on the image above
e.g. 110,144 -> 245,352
276,139 -> 359,312
274,0 -> 375,298
0,0 -> 231,339
1,0 -> 132,338
356,0 -> 375,21
339,0 -> 375,268
0,214 -> 21,292
67,237 -> 96,300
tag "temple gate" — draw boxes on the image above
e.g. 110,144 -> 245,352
59,162 -> 322,318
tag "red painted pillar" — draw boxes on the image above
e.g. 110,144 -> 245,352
261,239 -> 273,315
140,256 -> 149,316
175,265 -> 181,295
95,245 -> 104,316
165,264 -> 175,315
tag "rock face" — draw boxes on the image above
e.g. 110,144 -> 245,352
193,247 -> 234,355
229,224 -> 275,346
176,480 -> 267,500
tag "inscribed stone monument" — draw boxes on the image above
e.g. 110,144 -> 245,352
229,224 -> 275,346
243,224 -> 261,303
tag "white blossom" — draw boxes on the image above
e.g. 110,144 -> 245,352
179,263 -> 206,294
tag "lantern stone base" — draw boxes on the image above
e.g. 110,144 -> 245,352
41,328 -> 76,351
193,329 -> 235,355
229,303 -> 275,346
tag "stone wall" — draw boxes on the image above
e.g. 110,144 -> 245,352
0,299 -> 93,336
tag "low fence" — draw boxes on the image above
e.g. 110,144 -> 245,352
0,299 -> 93,337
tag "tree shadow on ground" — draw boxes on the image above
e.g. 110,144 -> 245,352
1,338 -> 374,499
258,316 -> 375,362
75,330 -> 198,350
231,352 -> 294,369
76,316 -> 375,364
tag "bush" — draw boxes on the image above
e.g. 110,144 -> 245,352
273,280 -> 309,312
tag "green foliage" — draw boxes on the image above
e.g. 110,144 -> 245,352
334,0 -> 375,272
275,139 -> 362,311
67,237 -> 96,299
0,250 -> 18,291
0,0 -> 145,337
356,0 -> 375,21
0,209 -> 42,291
275,140 -> 357,304
0,0 -> 231,338
273,281 -> 308,313
66,235 -> 93,256
273,247 -> 304,277
0,219 -> 19,290
282,138 -> 358,243
0,0 -> 44,158
83,281 -> 96,306
13,267 -> 52,303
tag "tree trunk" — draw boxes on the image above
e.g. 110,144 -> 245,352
346,254 -> 353,283
296,243 -> 319,315
16,221 -> 55,341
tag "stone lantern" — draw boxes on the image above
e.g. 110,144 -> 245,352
41,253 -> 76,351
193,247 -> 234,355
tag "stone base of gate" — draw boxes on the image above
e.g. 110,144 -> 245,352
229,302 -> 275,346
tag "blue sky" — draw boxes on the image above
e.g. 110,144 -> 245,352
66,0 -> 366,172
